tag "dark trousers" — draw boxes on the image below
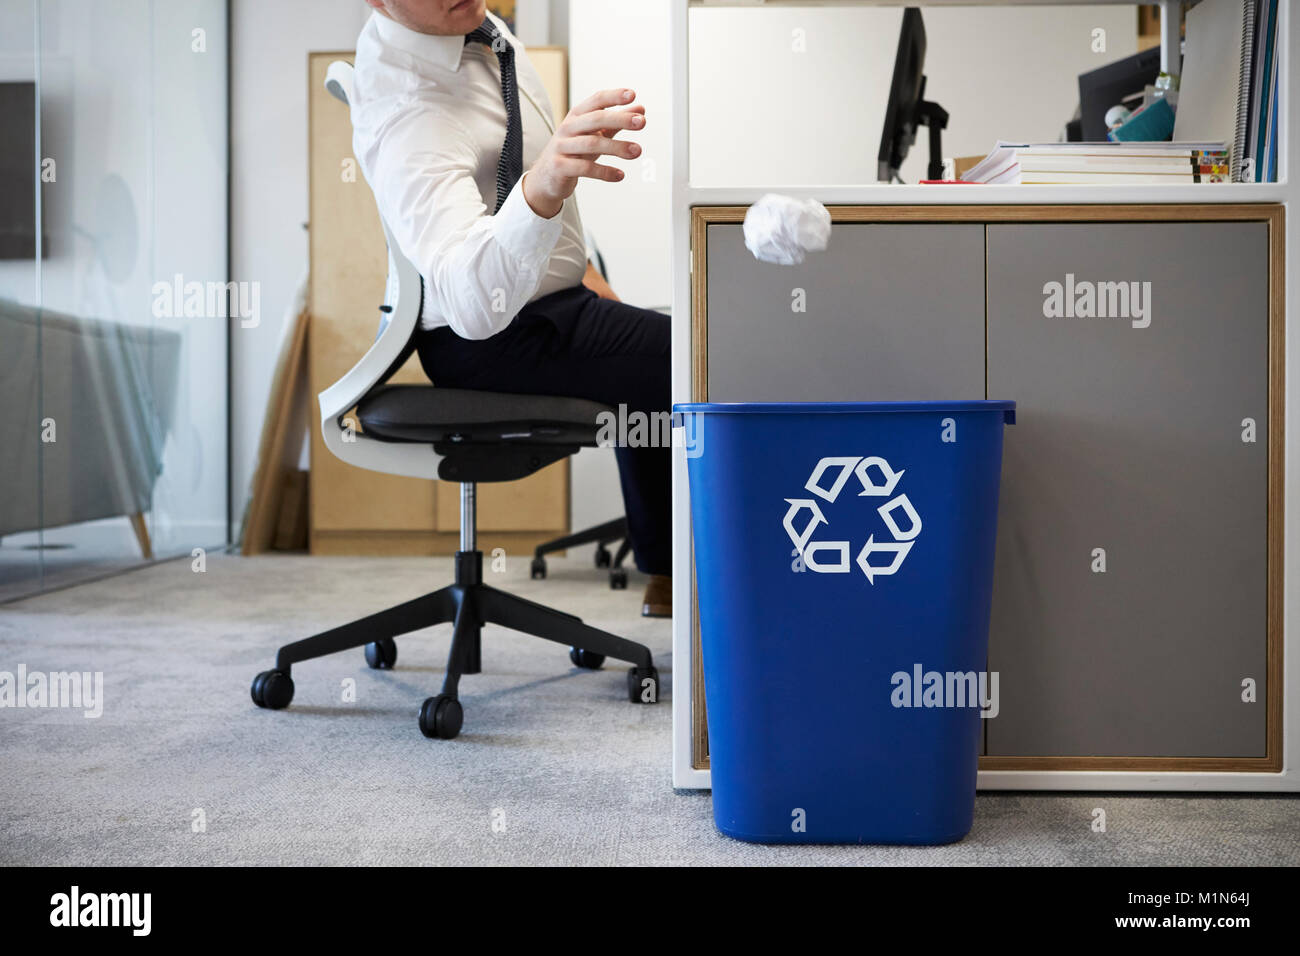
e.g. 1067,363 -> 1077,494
417,285 -> 671,576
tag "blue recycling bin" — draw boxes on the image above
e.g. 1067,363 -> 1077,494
676,401 -> 1015,845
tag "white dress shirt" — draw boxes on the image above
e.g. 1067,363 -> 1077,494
351,11 -> 587,339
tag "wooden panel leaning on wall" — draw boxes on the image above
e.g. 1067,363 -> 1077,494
306,51 -> 571,557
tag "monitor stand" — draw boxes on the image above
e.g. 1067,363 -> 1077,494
914,97 -> 949,181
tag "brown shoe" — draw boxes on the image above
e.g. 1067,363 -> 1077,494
642,574 -> 672,618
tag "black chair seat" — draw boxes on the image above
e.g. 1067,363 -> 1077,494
356,384 -> 612,446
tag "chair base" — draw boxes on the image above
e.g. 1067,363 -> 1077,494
251,550 -> 659,738
531,516 -> 634,589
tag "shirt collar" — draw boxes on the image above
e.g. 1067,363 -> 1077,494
372,11 -> 501,73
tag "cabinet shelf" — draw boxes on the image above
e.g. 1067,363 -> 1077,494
684,183 -> 1290,206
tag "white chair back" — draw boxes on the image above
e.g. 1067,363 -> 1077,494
316,60 -> 441,480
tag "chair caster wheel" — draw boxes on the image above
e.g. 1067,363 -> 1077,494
251,669 -> 294,710
364,638 -> 398,670
610,568 -> 628,590
530,557 -> 547,580
594,545 -> 612,568
419,694 -> 463,739
627,665 -> 659,704
569,647 -> 606,669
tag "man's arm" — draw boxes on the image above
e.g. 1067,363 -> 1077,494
359,104 -> 562,341
356,88 -> 644,340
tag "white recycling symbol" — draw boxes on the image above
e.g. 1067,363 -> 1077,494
783,455 -> 923,584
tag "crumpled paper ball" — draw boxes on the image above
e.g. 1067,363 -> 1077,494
742,194 -> 832,265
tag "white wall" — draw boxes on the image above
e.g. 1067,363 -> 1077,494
690,5 -> 1139,187
570,0 -> 673,311
568,0 -> 675,534
229,0 -> 371,530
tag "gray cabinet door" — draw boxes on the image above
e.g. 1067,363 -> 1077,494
705,223 -> 985,401
985,222 -> 1269,758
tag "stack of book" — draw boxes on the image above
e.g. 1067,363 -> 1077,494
960,141 -> 1231,185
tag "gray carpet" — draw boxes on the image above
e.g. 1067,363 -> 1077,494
1,553 -> 1296,866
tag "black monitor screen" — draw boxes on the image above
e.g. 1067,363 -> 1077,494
1078,47 -> 1162,141
0,81 -> 40,260
877,8 -> 927,182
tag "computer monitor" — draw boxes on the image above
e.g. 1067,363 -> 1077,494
877,8 -> 948,182
0,82 -> 43,260
1078,46 -> 1162,141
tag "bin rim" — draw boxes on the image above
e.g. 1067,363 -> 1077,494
673,400 -> 1016,415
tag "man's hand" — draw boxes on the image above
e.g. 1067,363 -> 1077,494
523,88 -> 645,219
582,261 -> 619,301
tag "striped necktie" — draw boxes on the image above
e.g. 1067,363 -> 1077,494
465,19 -> 523,214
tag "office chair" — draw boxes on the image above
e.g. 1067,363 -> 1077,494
250,61 -> 659,740
531,508 -> 633,589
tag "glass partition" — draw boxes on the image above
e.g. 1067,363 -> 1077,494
0,0 -> 42,597
0,0 -> 229,600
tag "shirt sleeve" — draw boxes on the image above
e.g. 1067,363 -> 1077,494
358,101 -> 563,340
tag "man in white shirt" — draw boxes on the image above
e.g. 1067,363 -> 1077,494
353,0 -> 670,617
